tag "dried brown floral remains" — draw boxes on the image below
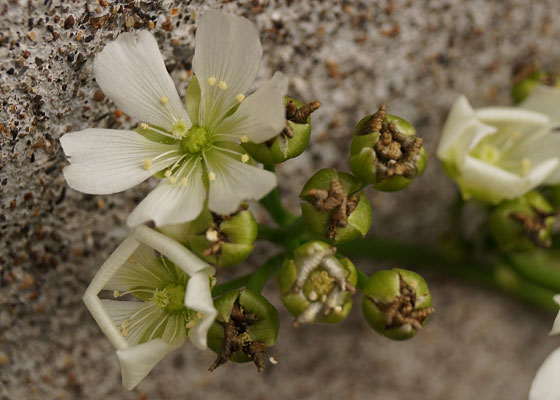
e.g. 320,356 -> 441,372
306,179 -> 358,239
367,275 -> 434,330
201,205 -> 247,257
281,99 -> 321,139
510,207 -> 558,248
209,301 -> 269,372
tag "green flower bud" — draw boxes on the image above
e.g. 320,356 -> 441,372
207,289 -> 279,372
278,241 -> 358,325
242,97 -> 320,165
489,191 -> 556,252
188,206 -> 258,268
362,268 -> 434,341
349,105 -> 427,191
300,168 -> 372,244
511,63 -> 560,104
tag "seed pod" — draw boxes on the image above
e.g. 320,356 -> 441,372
349,106 -> 427,192
207,289 -> 279,371
278,241 -> 358,325
362,268 -> 434,341
300,168 -> 372,244
188,206 -> 258,268
242,97 -> 319,165
489,191 -> 556,252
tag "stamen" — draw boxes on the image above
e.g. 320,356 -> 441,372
113,290 -> 120,298
197,312 -> 204,319
160,96 -> 169,104
140,122 -> 149,130
269,356 -> 278,365
236,93 -> 245,102
164,170 -> 172,178
218,81 -> 228,90
168,176 -> 177,184
181,177 -> 188,186
240,135 -> 249,143
208,76 -> 217,86
308,290 -> 318,301
208,172 -> 216,182
206,228 -> 219,242
143,158 -> 152,170
186,320 -> 196,329
334,305 -> 343,313
241,154 -> 250,163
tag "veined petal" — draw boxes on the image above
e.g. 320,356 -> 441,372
117,338 -> 183,391
437,95 -> 477,160
520,85 -> 560,129
476,106 -> 549,127
551,295 -> 560,335
184,271 -> 217,350
206,149 -> 276,215
213,72 -> 288,143
530,347 -> 560,400
127,160 -> 206,227
61,129 -> 181,195
94,31 -> 188,130
193,10 -> 262,128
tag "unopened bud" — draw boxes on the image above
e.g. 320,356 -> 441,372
278,241 -> 358,325
242,97 -> 320,165
362,268 -> 434,341
300,168 -> 372,244
511,63 -> 560,104
349,106 -> 427,191
207,289 -> 279,372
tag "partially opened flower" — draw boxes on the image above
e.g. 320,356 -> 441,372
83,225 -> 217,390
437,92 -> 560,203
61,10 -> 287,226
530,295 -> 560,400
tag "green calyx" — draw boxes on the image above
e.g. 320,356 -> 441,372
180,125 -> 210,154
362,268 -> 433,341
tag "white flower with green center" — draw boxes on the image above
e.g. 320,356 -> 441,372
83,225 -> 216,390
437,87 -> 560,203
61,10 -> 288,226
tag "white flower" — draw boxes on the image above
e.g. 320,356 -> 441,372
437,87 -> 560,203
61,10 -> 288,226
83,225 -> 217,390
530,295 -> 560,400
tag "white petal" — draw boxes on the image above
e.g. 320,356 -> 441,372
437,95 -> 477,160
117,338 -> 183,391
193,10 -> 262,128
61,129 -> 181,195
520,85 -> 560,128
550,295 -> 560,335
530,347 -> 560,400
213,72 -> 288,143
127,161 -> 206,227
476,106 -> 549,127
206,149 -> 277,214
185,76 -> 201,126
133,225 -> 215,277
184,271 -> 217,350
94,31 -> 188,130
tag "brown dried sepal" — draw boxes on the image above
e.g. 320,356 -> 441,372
201,205 -> 248,257
510,207 -> 558,248
209,301 -> 269,372
369,276 -> 434,331
306,179 -> 358,239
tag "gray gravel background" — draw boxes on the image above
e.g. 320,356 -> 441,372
1,0 -> 560,399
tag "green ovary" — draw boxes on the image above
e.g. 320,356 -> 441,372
304,268 -> 335,299
180,125 -> 210,154
151,284 -> 186,313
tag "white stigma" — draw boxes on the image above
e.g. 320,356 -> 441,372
236,93 -> 245,102
159,96 -> 169,104
240,134 -> 249,143
208,172 -> 216,181
218,81 -> 228,90
241,154 -> 250,163
140,122 -> 149,130
206,228 -> 219,242
143,158 -> 152,170
208,76 -> 217,86
164,170 -> 172,178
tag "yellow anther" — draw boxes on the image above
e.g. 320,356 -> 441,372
308,291 -> 318,301
181,177 -> 188,186
185,320 -> 196,329
159,96 -> 169,104
208,172 -> 216,182
168,176 -> 177,184
269,356 -> 278,365
521,157 -> 532,176
143,158 -> 152,170
208,76 -> 217,86
121,328 -> 129,337
321,294 -> 327,303
113,290 -> 120,298
197,312 -> 204,319
140,122 -> 149,130
334,305 -> 343,313
164,170 -> 172,178
218,81 -> 228,90
129,255 -> 136,263
206,228 -> 219,242
240,134 -> 249,143
236,93 -> 245,102
241,154 -> 250,163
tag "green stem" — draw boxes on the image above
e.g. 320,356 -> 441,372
246,254 -> 286,293
212,274 -> 252,298
356,268 -> 369,290
259,165 -> 298,226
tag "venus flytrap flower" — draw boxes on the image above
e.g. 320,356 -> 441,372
437,93 -> 560,204
83,225 -> 217,390
61,10 -> 288,227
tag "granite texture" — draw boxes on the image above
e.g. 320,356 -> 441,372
1,0 -> 560,399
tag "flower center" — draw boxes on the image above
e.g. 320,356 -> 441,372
180,125 -> 210,154
304,269 -> 335,301
476,143 -> 501,164
150,284 -> 186,313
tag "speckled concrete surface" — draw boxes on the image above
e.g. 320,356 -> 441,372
1,0 -> 560,399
